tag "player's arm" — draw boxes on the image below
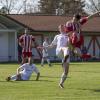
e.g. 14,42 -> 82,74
32,40 -> 43,59
17,67 -> 21,74
19,36 -> 24,48
65,21 -> 74,35
17,65 -> 24,74
87,11 -> 100,20
46,43 -> 55,49
33,65 -> 40,81
45,36 -> 57,49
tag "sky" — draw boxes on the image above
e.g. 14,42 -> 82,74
0,0 -> 40,14
83,0 -> 99,14
0,0 -> 99,14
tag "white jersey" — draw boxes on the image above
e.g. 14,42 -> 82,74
20,63 -> 39,80
52,33 -> 70,61
42,41 -> 49,57
52,33 -> 70,49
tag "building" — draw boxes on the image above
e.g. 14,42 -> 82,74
0,14 -> 100,62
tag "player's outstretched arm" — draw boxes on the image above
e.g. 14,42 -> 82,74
46,43 -> 55,49
87,11 -> 100,20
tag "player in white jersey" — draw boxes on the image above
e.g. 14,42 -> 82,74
41,37 -> 51,67
6,59 -> 40,81
46,25 -> 70,88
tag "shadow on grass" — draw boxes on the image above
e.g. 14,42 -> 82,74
40,75 -> 70,79
0,79 -> 54,83
93,89 -> 100,92
84,88 -> 100,93
74,88 -> 100,93
71,70 -> 100,73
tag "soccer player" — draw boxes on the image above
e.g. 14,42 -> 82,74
65,11 -> 100,59
46,25 -> 70,88
19,28 -> 41,64
41,37 -> 51,67
6,59 -> 40,81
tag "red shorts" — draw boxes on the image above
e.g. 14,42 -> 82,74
70,33 -> 84,48
22,52 -> 32,58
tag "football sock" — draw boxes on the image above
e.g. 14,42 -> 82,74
11,75 -> 17,80
60,73 -> 67,85
41,58 -> 44,66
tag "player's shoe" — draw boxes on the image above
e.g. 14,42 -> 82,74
59,83 -> 64,89
49,64 -> 52,67
41,64 -> 44,67
81,54 -> 91,59
6,76 -> 11,81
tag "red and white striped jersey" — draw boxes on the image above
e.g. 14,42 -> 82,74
19,34 -> 35,52
65,17 -> 88,33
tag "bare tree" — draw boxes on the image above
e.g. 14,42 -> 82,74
38,0 -> 85,15
0,0 -> 39,14
83,0 -> 100,14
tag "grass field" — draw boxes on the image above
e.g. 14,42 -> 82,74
0,62 -> 100,100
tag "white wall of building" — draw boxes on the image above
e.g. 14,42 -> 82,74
0,32 -> 9,61
0,30 -> 17,62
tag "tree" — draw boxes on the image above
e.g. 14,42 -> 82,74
0,6 -> 9,14
38,0 -> 85,15
0,0 -> 39,14
83,0 -> 100,14
38,0 -> 59,14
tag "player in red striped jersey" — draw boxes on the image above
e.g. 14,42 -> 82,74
65,11 -> 100,59
19,28 -> 39,64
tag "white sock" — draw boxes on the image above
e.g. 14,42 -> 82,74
11,75 -> 17,80
47,58 -> 50,65
41,58 -> 44,65
60,73 -> 67,85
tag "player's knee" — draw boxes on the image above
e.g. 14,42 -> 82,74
63,72 -> 67,78
16,74 -> 22,81
64,55 -> 69,63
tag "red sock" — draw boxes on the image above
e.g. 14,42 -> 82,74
81,54 -> 91,59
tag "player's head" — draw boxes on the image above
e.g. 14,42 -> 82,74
58,24 -> 66,33
24,28 -> 29,34
44,37 -> 49,42
73,13 -> 81,21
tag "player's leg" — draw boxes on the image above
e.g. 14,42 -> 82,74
41,57 -> 45,66
59,63 -> 69,88
27,52 -> 33,65
16,74 -> 23,81
74,47 -> 91,59
6,74 -> 17,81
70,33 -> 78,46
21,52 -> 27,64
59,47 -> 70,88
46,57 -> 51,67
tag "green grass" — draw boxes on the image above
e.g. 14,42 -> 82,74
0,62 -> 100,100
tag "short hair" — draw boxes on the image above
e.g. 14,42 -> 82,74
58,24 -> 64,29
74,14 -> 81,20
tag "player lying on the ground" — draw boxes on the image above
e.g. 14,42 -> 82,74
6,59 -> 40,81
65,11 -> 100,59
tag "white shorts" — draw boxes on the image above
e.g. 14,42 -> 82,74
20,66 -> 39,80
56,47 -> 70,62
42,51 -> 48,57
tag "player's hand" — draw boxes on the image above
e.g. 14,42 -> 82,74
37,46 -> 43,50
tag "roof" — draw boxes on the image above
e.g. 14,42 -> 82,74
6,14 -> 100,32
